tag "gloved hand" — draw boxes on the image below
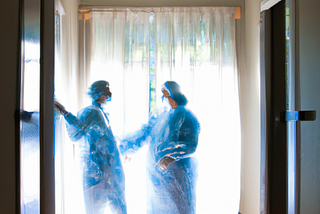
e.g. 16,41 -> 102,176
54,100 -> 69,116
158,156 -> 175,170
20,110 -> 33,121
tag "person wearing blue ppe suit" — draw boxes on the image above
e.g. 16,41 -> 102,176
120,81 -> 200,214
55,80 -> 127,214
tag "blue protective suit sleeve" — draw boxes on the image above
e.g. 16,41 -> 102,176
119,114 -> 159,155
63,108 -> 101,141
119,124 -> 151,155
63,113 -> 85,141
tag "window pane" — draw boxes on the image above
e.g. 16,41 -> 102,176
20,0 -> 41,213
55,7 -> 240,214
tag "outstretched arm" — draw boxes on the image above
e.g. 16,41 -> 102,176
119,124 -> 151,155
54,101 -> 99,141
119,112 -> 161,155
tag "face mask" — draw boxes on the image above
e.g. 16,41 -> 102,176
162,96 -> 172,109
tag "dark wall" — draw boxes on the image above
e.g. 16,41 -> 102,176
0,0 -> 20,213
299,1 -> 320,213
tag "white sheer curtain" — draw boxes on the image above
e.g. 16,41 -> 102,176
153,8 -> 240,213
54,1 -> 87,213
80,9 -> 151,134
75,6 -> 240,214
79,9 -> 151,213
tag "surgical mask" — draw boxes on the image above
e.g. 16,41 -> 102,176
162,96 -> 172,109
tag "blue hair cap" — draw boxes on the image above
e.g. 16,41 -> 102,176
87,80 -> 110,100
162,81 -> 188,106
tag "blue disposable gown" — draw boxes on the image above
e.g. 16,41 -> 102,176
120,105 -> 200,214
63,101 -> 126,214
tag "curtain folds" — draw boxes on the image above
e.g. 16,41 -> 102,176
77,6 -> 241,214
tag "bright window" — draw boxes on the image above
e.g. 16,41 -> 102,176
53,6 -> 241,214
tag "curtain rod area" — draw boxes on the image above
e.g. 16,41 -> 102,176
78,5 -> 237,13
79,0 -> 244,7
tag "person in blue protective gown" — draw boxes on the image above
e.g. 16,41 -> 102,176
120,81 -> 200,214
54,80 -> 127,214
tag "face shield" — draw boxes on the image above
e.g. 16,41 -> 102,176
161,88 -> 172,109
162,96 -> 171,109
